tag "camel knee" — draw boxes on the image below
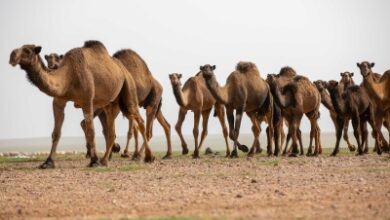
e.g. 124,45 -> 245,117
193,127 -> 199,137
51,132 -> 61,142
175,124 -> 181,133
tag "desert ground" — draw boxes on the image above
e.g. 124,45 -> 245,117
0,144 -> 389,220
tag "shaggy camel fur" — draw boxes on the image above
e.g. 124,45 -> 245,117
326,80 -> 384,155
268,69 -> 321,156
202,62 -> 276,157
113,49 -> 172,159
9,41 -> 154,168
358,61 -> 390,152
169,71 -> 231,158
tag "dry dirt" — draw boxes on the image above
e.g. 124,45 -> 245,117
0,150 -> 389,220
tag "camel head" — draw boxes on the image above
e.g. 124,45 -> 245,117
313,80 -> 328,92
9,44 -> 42,67
45,53 -> 63,69
279,66 -> 297,78
326,80 -> 339,92
266,73 -> 278,84
200,64 -> 216,80
340,71 -> 354,85
357,61 -> 375,77
168,73 -> 182,86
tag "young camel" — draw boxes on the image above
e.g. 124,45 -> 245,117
326,80 -> 383,155
268,73 -> 322,157
358,61 -> 390,152
9,41 -> 154,168
168,71 -> 232,158
201,62 -> 276,158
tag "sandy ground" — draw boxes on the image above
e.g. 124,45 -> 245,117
0,150 -> 389,220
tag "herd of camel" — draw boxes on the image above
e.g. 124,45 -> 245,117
8,40 -> 390,169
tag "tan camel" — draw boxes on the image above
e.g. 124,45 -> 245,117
44,53 -> 63,70
268,70 -> 321,156
357,61 -> 390,152
113,49 -> 172,159
9,41 -> 154,168
168,70 -> 230,158
201,62 -> 275,157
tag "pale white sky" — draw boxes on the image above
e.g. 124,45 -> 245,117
0,0 -> 389,139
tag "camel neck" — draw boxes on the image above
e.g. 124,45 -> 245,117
21,56 -> 66,97
329,87 -> 346,114
172,83 -> 187,107
204,76 -> 228,104
363,73 -> 384,101
319,90 -> 334,111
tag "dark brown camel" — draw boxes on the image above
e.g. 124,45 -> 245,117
267,69 -> 322,157
326,80 -> 383,155
202,62 -> 276,157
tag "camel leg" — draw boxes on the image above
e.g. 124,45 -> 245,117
175,108 -> 189,155
156,111 -> 172,160
360,120 -> 369,154
82,109 -> 103,158
280,123 -> 286,154
231,108 -> 244,158
368,109 -> 383,155
374,111 -> 388,152
197,109 -> 212,154
132,112 -> 155,163
288,114 -> 302,157
215,104 -> 230,157
40,99 -> 66,169
351,110 -> 363,155
298,128 -> 304,155
247,111 -> 260,157
121,120 -> 138,158
99,105 -> 117,166
308,112 -> 320,156
331,116 -> 344,156
342,118 -> 356,152
192,110 -> 201,159
82,105 -> 99,167
145,105 -> 158,141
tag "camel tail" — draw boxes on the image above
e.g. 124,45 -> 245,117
258,89 -> 273,117
282,83 -> 297,107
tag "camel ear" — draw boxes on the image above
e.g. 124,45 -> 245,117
178,74 -> 182,79
356,62 -> 361,68
351,72 -> 354,76
34,46 -> 42,54
340,72 -> 344,76
370,62 -> 375,67
200,66 -> 204,71
212,65 -> 216,70
59,55 -> 64,59
44,55 -> 49,60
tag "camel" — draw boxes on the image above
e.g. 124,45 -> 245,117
358,61 -> 390,152
44,53 -> 63,70
201,62 -> 276,157
113,49 -> 172,159
168,70 -> 232,158
267,69 -> 321,157
326,80 -> 383,155
9,41 -> 154,168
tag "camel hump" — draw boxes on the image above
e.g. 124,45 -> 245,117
279,66 -> 297,77
113,49 -> 152,75
293,75 -> 309,82
236,61 -> 256,73
83,40 -> 108,53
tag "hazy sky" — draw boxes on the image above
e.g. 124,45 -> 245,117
0,0 -> 389,140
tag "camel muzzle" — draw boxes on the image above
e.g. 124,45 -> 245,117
9,51 -> 18,66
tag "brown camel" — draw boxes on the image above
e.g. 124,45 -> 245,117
44,53 -> 63,70
9,41 -> 154,168
326,80 -> 383,155
267,70 -> 321,157
358,61 -> 390,152
168,70 -> 231,158
113,49 -> 172,159
201,62 -> 276,157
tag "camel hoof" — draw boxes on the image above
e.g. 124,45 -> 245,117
88,160 -> 100,168
121,152 -> 131,158
330,151 -> 338,157
39,159 -> 55,169
112,143 -> 121,153
100,159 -> 108,166
349,145 -> 356,152
144,155 -> 155,163
182,148 -> 189,155
85,151 -> 91,159
205,147 -> 214,155
273,152 -> 280,157
131,154 -> 141,161
230,150 -> 239,158
288,153 -> 298,157
162,154 -> 172,160
238,144 -> 249,153
247,153 -> 255,158
192,153 -> 200,159
256,148 -> 263,154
